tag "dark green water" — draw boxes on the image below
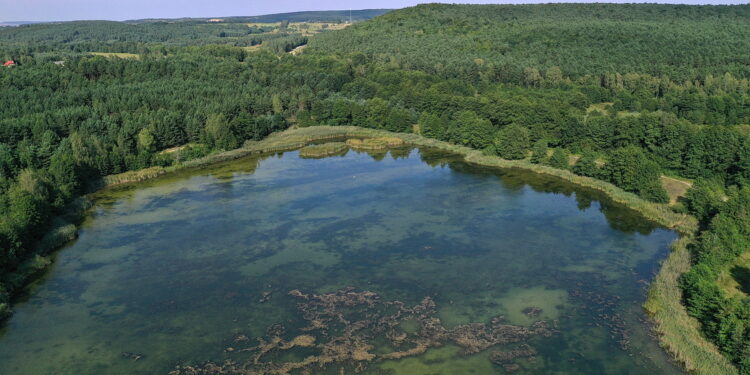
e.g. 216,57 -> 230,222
0,147 -> 682,375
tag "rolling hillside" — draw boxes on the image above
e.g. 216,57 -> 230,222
309,3 -> 750,81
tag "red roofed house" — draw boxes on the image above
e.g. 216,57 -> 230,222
3,60 -> 16,67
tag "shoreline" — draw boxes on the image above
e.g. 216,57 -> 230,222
8,125 -> 734,374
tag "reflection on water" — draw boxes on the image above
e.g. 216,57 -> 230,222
0,147 -> 681,375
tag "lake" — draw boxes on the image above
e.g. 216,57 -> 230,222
0,146 -> 682,375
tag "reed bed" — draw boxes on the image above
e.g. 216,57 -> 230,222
101,166 -> 167,187
346,136 -> 405,150
299,142 -> 348,158
644,236 -> 738,375
35,222 -> 77,254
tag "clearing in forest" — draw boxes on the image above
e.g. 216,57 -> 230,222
718,252 -> 750,298
90,52 -> 140,59
660,176 -> 692,205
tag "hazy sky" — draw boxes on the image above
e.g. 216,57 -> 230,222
1,0 -> 746,22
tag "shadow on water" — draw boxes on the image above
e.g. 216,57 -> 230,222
420,147 -> 661,235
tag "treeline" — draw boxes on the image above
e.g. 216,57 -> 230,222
0,8 -> 392,57
131,9 -> 391,24
298,68 -> 750,198
0,21 -> 276,52
0,22 -> 318,60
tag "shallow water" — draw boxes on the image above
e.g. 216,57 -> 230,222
0,147 -> 682,375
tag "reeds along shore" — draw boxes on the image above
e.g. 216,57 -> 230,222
298,142 -> 348,158
91,125 -> 730,374
645,236 -> 738,375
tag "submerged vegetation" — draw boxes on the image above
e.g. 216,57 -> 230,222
171,288 -> 555,374
2,3 -> 750,373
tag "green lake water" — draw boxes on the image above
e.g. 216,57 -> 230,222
0,146 -> 682,375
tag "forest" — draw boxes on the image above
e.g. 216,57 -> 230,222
128,9 -> 392,24
1,3 -> 750,373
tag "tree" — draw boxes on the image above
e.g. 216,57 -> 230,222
493,125 -> 530,160
530,139 -> 548,164
419,112 -> 448,140
137,128 -> 156,153
0,143 -> 16,178
545,66 -> 564,86
523,67 -> 542,88
331,99 -> 353,125
204,114 -> 238,150
366,98 -> 389,128
548,148 -> 570,170
573,152 -> 599,177
272,94 -> 284,115
451,111 -> 495,149
7,185 -> 47,247
604,146 -> 669,202
48,140 -> 79,206
683,178 -> 725,224
385,108 -> 413,132
150,110 -> 186,148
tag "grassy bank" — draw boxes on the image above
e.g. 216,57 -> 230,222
645,236 -> 738,375
38,126 -> 730,374
299,142 -> 348,158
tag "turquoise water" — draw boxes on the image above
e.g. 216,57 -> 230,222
0,147 -> 682,375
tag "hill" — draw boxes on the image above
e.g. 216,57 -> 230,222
129,9 -> 392,24
309,3 -> 750,82
0,9 -> 391,53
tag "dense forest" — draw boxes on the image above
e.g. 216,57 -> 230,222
0,20 -> 307,56
0,10 -> 392,56
1,3 -> 750,373
310,3 -> 750,82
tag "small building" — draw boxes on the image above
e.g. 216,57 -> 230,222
3,60 -> 16,67
53,61 -> 65,66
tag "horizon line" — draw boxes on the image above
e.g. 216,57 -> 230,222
2,2 -> 749,24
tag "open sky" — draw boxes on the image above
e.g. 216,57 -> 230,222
0,0 -> 745,22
